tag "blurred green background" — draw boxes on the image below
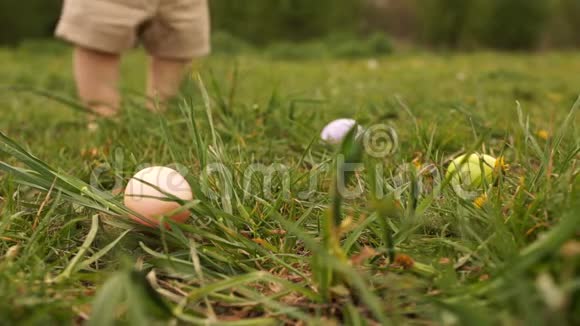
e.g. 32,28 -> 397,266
1,0 -> 579,50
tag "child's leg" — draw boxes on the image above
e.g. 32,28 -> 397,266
55,0 -> 150,119
143,0 -> 210,110
74,46 -> 121,117
146,56 -> 190,110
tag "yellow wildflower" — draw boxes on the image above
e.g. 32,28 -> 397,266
494,156 -> 508,172
474,194 -> 488,208
537,129 -> 549,140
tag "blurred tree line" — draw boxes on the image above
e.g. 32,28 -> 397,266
415,0 -> 580,49
210,0 -> 362,45
365,0 -> 580,49
2,0 -> 579,50
0,0 -> 61,45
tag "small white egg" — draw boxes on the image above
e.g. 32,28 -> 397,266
123,166 -> 193,227
320,118 -> 362,145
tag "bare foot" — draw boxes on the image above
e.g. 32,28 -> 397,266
89,103 -> 118,118
86,103 -> 119,132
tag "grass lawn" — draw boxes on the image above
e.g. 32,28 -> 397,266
0,43 -> 579,324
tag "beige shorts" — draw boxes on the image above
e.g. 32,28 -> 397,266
55,0 -> 210,59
